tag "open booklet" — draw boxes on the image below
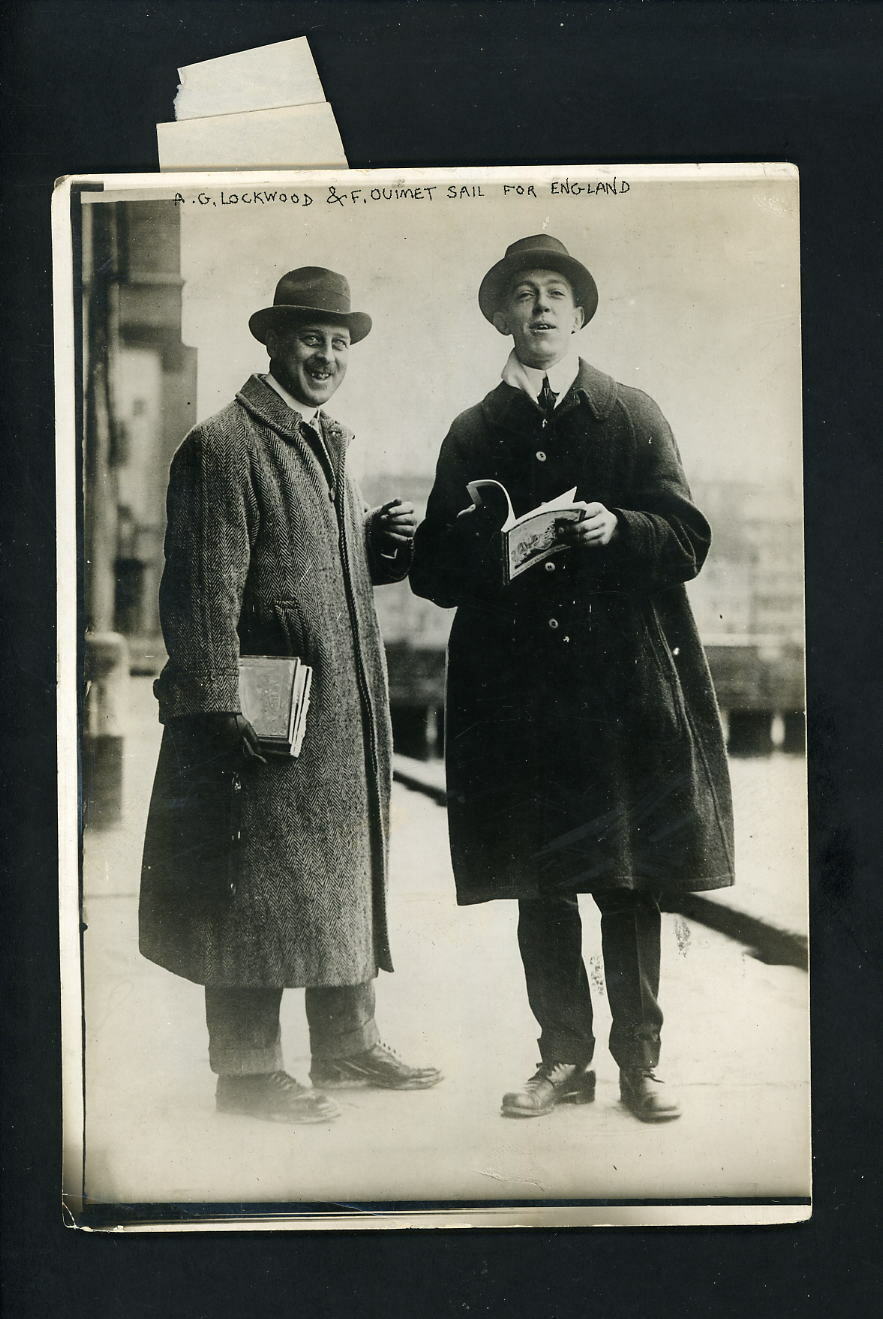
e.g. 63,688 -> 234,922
466,480 -> 588,583
237,655 -> 313,757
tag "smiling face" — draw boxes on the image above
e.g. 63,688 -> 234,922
265,319 -> 351,408
492,268 -> 585,370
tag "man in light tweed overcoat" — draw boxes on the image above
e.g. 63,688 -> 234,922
140,267 -> 441,1124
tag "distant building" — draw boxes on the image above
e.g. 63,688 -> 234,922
689,480 -> 804,648
83,200 -> 197,652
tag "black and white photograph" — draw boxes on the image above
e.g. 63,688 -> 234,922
56,163 -> 809,1229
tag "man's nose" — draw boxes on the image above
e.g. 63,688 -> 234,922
533,292 -> 551,312
313,342 -> 332,362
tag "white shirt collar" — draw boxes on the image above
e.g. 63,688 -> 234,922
263,372 -> 322,424
500,348 -> 580,408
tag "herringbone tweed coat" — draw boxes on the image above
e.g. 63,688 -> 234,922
139,374 -> 406,987
410,359 -> 735,904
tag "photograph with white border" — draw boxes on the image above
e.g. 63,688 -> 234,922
55,163 -> 809,1230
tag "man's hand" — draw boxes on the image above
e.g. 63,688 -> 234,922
202,712 -> 267,764
556,503 -> 619,549
375,498 -> 418,548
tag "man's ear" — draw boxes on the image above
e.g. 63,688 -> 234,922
492,310 -> 511,337
264,328 -> 279,359
571,305 -> 585,334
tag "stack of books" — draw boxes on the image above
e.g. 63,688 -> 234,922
237,655 -> 313,758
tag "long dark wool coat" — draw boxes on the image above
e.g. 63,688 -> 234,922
410,359 -> 735,904
140,374 -> 406,987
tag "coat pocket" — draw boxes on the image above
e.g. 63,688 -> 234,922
272,598 -> 309,661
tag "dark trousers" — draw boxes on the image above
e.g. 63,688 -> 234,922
204,982 -> 380,1076
517,891 -> 663,1071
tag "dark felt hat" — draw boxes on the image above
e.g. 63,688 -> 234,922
478,235 -> 598,325
249,267 -> 372,345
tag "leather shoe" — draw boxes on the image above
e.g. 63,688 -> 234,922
310,1042 -> 442,1090
501,1062 -> 596,1118
620,1068 -> 681,1122
216,1070 -> 340,1123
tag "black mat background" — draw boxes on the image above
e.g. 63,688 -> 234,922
2,2 -> 881,1315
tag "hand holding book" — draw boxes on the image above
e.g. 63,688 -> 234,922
465,480 -> 592,583
220,713 -> 268,764
182,712 -> 268,764
555,502 -> 619,549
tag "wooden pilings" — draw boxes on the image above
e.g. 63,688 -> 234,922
391,704 -> 444,760
393,700 -> 805,762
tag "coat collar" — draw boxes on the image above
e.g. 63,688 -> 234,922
480,358 -> 618,434
234,373 -> 353,452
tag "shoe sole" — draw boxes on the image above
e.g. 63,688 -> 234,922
500,1088 -> 596,1118
310,1074 -> 443,1091
620,1102 -> 681,1123
217,1101 -> 340,1124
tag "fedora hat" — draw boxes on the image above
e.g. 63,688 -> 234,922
249,267 -> 372,345
478,235 -> 598,325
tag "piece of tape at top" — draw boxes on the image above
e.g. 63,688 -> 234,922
157,103 -> 348,171
174,37 -> 326,121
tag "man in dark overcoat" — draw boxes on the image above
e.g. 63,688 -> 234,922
410,235 -> 734,1122
140,267 -> 441,1124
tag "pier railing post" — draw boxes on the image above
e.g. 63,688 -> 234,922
83,631 -> 130,828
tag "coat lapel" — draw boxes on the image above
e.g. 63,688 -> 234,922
235,373 -> 351,489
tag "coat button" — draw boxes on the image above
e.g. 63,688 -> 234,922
562,635 -> 571,643
536,450 -> 547,462
548,617 -> 559,630
544,560 -> 556,573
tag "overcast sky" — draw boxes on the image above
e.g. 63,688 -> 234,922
178,166 -> 801,496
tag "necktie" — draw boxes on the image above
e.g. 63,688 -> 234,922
301,411 -> 329,451
537,375 -> 557,421
301,413 -> 336,501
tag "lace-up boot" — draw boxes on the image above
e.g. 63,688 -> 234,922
619,1068 -> 681,1122
501,1061 -> 596,1118
216,1070 -> 340,1123
310,1042 -> 443,1090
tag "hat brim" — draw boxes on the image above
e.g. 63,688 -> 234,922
249,304 -> 372,345
478,249 -> 598,325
